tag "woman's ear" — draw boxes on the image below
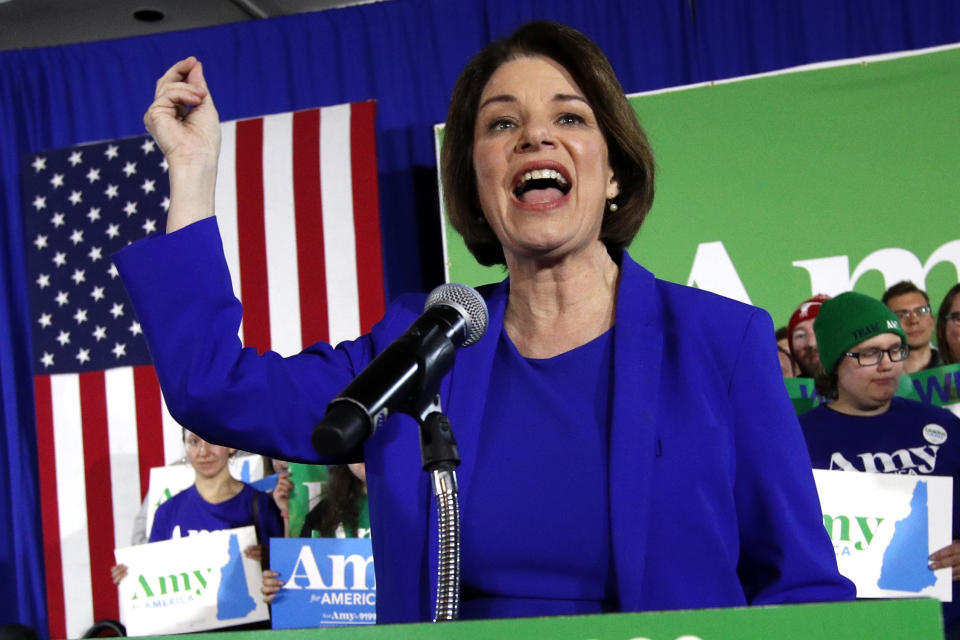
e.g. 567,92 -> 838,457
607,177 -> 620,200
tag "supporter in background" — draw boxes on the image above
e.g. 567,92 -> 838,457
261,463 -> 368,604
937,284 -> 960,366
147,430 -> 284,544
788,294 -> 830,378
267,458 -> 294,538
129,454 -> 291,544
798,292 -> 960,637
111,430 -> 284,585
299,463 -> 369,539
776,326 -> 800,378
883,281 -> 941,373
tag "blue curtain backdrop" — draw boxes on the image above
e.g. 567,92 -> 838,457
2,0 -> 958,633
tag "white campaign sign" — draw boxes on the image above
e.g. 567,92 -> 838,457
812,469 -> 953,601
114,525 -> 268,636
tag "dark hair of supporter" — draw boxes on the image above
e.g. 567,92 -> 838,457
317,465 -> 365,537
813,371 -> 839,401
936,283 -> 960,365
882,280 -> 929,306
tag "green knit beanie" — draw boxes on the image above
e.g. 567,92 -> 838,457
813,292 -> 908,374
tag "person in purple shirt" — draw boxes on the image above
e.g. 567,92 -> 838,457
111,430 -> 283,585
799,291 -> 960,637
116,21 -> 854,623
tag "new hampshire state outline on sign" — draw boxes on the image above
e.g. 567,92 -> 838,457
877,480 -> 936,592
217,533 -> 257,619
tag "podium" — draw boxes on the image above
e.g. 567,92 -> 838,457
128,599 -> 942,639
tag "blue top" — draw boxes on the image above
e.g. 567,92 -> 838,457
800,397 -> 960,630
460,327 -> 614,618
150,483 -> 284,544
115,217 -> 855,623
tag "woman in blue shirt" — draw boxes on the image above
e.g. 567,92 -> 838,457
111,430 -> 283,584
117,21 -> 853,621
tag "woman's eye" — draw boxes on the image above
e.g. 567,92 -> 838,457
557,113 -> 586,126
488,118 -> 515,132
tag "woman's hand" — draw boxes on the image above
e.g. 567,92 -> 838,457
273,471 -> 292,513
110,564 -> 128,585
244,544 -> 265,563
143,56 -> 221,232
261,569 -> 284,604
273,470 -> 293,536
929,541 -> 960,580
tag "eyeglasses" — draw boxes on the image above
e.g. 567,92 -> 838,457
947,312 -> 960,326
843,345 -> 909,366
893,306 -> 931,320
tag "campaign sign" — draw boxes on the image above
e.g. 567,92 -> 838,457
114,526 -> 268,636
812,469 -> 953,600
269,537 -> 376,628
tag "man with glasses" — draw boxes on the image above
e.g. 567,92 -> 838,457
799,291 -> 960,637
883,281 -> 941,373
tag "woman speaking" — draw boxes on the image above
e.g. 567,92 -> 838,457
115,21 -> 854,623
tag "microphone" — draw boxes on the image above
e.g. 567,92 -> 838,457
311,283 -> 488,457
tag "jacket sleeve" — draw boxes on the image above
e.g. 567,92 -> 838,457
113,217 -> 380,464
729,308 -> 856,604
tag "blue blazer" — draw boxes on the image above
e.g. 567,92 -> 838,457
115,218 -> 854,623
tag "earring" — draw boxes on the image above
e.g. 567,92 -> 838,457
607,200 -> 618,213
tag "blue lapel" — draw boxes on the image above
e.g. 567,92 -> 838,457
609,253 -> 663,609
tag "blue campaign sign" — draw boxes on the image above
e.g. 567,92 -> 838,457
269,538 -> 376,628
250,473 -> 278,492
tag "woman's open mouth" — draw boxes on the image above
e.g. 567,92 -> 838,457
512,167 -> 571,205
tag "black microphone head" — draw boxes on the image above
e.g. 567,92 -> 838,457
425,283 -> 488,347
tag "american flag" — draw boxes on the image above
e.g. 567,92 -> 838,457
22,102 -> 384,638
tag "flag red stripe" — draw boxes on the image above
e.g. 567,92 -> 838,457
133,366 -> 165,495
293,109 -> 329,345
78,371 -> 119,623
34,376 -> 66,640
350,101 -> 385,333
235,118 -> 272,352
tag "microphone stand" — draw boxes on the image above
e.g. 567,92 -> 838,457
314,307 -> 467,620
403,311 -> 463,621
416,396 -> 461,622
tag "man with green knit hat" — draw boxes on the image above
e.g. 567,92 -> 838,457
798,291 -> 960,636
812,291 -> 908,404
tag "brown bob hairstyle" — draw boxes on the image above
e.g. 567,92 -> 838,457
441,21 -> 656,267
936,283 -> 960,365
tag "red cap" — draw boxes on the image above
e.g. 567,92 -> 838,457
787,294 -> 830,354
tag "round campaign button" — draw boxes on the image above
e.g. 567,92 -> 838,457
923,423 -> 948,445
